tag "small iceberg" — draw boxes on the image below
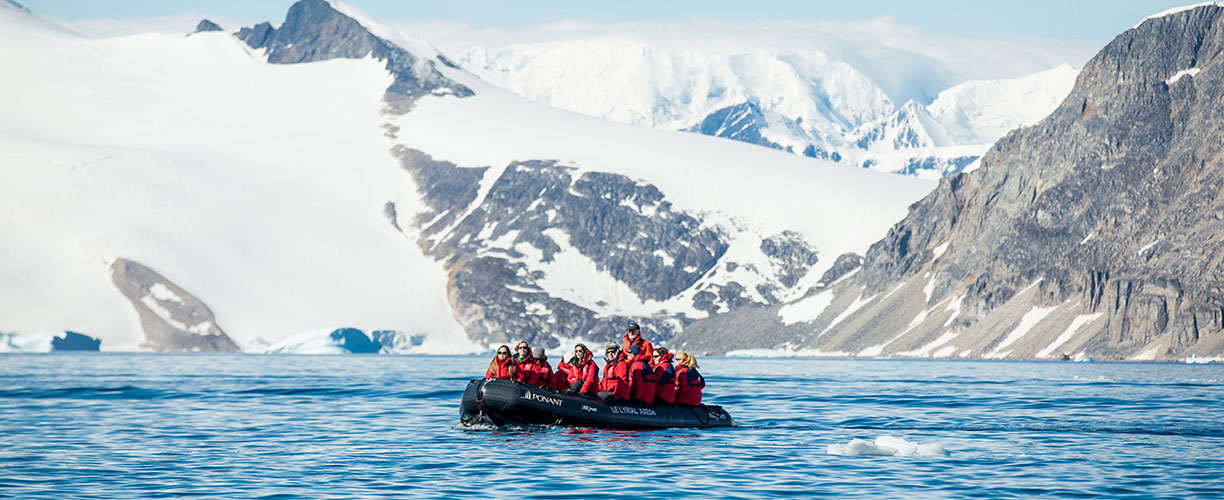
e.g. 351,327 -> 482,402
262,328 -> 424,354
0,331 -> 101,352
1185,354 -> 1218,364
827,436 -> 949,457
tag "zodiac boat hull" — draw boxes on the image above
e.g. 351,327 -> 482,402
459,378 -> 734,430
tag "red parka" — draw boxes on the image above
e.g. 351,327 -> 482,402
652,352 -> 677,403
514,356 -> 541,385
627,350 -> 656,404
622,334 -> 654,361
675,364 -> 705,405
552,358 -> 573,391
533,359 -> 554,388
568,355 -> 600,395
600,352 -> 630,401
485,356 -> 515,379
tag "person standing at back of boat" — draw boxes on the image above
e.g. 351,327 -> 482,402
512,341 -> 539,385
651,347 -> 677,404
621,322 -> 653,362
565,343 -> 600,395
674,352 -> 705,405
626,344 -> 656,404
598,343 -> 630,401
531,347 -> 554,388
486,345 -> 516,380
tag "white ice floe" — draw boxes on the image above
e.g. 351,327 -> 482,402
827,436 -> 949,457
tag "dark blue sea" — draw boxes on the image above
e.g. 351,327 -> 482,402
1,354 -> 1222,499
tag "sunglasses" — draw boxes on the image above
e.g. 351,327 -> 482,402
652,353 -> 662,358
497,351 -> 509,355
517,346 -> 530,351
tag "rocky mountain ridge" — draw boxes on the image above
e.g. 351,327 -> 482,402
675,5 -> 1224,361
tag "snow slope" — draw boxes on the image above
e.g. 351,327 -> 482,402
440,23 -> 1090,177
0,6 -> 476,352
0,1 -> 934,351
390,66 -> 934,264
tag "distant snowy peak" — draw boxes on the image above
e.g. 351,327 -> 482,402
236,0 -> 471,110
454,40 -> 1079,177
927,63 -> 1079,145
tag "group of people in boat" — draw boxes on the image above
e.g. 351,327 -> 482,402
484,322 -> 706,405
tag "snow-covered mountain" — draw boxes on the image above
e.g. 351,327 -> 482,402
0,0 -> 933,352
449,31 -> 1084,178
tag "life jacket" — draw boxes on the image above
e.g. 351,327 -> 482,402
486,356 -> 515,379
535,359 -> 554,387
628,351 -> 656,404
622,334 -> 654,361
600,353 -> 630,400
675,365 -> 705,405
514,355 -> 538,385
652,352 -> 677,403
552,359 -> 572,391
569,356 -> 600,394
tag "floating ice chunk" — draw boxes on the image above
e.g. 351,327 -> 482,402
827,436 -> 949,457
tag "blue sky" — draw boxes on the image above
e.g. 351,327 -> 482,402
15,0 -> 1203,41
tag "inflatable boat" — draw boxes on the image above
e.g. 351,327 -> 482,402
459,378 -> 735,430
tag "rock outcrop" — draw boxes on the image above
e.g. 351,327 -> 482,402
396,148 -> 823,348
675,6 -> 1224,361
235,0 -> 470,112
110,258 -> 239,352
193,19 -> 222,33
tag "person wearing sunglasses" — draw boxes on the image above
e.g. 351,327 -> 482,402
620,321 -> 654,362
598,342 -> 630,401
674,352 -> 705,405
651,346 -> 677,404
512,341 -> 541,385
562,343 -> 599,395
485,345 -> 516,380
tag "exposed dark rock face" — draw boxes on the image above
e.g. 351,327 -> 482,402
687,102 -> 787,151
671,7 -> 1224,360
395,147 -> 820,348
193,19 -> 222,33
235,0 -> 471,112
855,5 -> 1224,358
51,331 -> 101,351
110,258 -> 240,352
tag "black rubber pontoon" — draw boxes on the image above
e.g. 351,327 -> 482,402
459,378 -> 734,430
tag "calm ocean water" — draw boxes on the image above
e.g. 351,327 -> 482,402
1,353 -> 1221,499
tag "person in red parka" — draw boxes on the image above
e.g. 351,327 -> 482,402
621,322 -> 653,361
598,343 -> 630,401
651,347 -> 677,404
626,344 -> 656,404
552,353 -> 573,391
674,351 -> 705,405
485,345 -> 516,379
512,341 -> 539,385
531,347 -> 554,387
566,343 -> 600,395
